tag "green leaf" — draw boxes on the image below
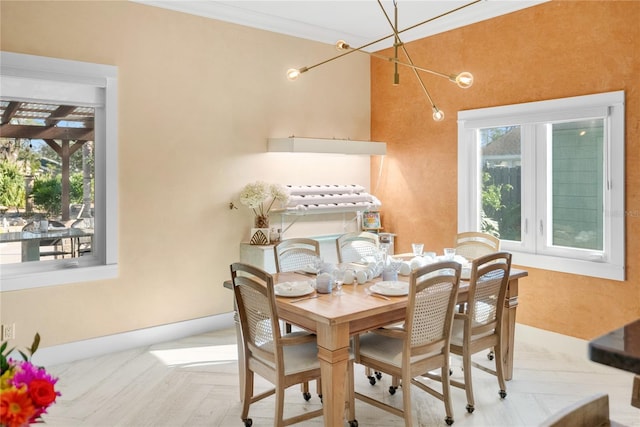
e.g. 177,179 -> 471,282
18,350 -> 28,361
30,333 -> 41,355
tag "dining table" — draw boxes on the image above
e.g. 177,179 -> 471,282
223,264 -> 528,427
0,228 -> 93,261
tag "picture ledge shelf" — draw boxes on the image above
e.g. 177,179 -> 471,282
267,137 -> 387,155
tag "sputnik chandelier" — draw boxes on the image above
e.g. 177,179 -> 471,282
286,0 -> 479,121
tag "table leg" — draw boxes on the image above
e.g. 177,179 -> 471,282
503,278 -> 519,381
316,323 -> 350,427
21,240 -> 39,262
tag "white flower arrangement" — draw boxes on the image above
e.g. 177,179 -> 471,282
239,181 -> 290,218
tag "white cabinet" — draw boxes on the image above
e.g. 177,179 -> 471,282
238,233 -> 395,271
239,243 -> 276,273
240,235 -> 341,272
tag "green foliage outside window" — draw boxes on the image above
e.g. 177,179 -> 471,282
32,173 -> 87,216
481,171 -> 515,239
0,161 -> 26,212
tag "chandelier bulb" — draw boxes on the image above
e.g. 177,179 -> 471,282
287,67 -> 308,81
286,68 -> 301,81
454,72 -> 474,89
336,40 -> 350,51
432,108 -> 445,122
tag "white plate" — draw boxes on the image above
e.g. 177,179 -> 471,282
297,265 -> 319,275
275,281 -> 315,297
370,281 -> 409,296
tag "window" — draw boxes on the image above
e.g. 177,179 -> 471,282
458,91 -> 625,280
0,52 -> 118,290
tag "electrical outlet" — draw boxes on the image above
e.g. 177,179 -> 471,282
2,323 -> 15,340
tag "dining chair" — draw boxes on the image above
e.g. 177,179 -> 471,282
273,238 -> 322,401
71,218 -> 93,256
336,231 -> 389,384
273,238 -> 320,274
23,220 -> 73,259
447,251 -> 512,414
353,261 -> 462,426
539,393 -> 612,427
336,231 -> 380,263
230,262 -> 357,427
454,231 -> 500,261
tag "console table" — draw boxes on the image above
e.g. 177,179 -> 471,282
588,318 -> 640,409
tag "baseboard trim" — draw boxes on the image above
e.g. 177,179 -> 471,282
28,318 -> 589,368
515,323 -> 589,358
31,312 -> 235,367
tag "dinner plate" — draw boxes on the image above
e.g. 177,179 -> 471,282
274,281 -> 315,297
296,265 -> 319,275
369,281 -> 409,296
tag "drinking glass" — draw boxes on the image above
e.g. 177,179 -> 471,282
333,268 -> 345,296
312,256 -> 324,273
411,243 -> 424,256
444,248 -> 456,260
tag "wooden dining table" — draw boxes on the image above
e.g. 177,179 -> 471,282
224,266 -> 527,427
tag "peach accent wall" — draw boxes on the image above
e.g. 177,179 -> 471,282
0,1 -> 371,348
371,1 -> 640,339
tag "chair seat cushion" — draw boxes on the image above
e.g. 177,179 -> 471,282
450,318 -> 494,346
255,332 -> 321,375
358,332 -> 440,368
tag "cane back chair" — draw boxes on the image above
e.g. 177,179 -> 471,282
231,262 -> 357,427
353,261 -> 462,426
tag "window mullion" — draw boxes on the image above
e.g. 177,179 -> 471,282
536,123 -> 551,254
520,124 -> 538,253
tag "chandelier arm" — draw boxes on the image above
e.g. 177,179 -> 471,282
414,70 -> 439,109
392,0 -> 400,84
375,50 -> 438,108
303,50 -> 358,73
345,45 -> 454,82
375,0 -> 458,83
293,0 -> 481,74
396,0 -> 482,34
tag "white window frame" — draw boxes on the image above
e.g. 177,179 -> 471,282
458,91 -> 625,281
0,52 -> 118,290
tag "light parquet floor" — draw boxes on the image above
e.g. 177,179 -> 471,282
42,327 -> 640,427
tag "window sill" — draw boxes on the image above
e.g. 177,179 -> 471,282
511,251 -> 624,281
0,262 -> 118,291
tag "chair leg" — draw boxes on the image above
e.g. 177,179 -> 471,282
301,381 -> 311,401
402,372 -> 413,427
275,380 -> 285,427
462,348 -> 475,413
346,361 -> 357,425
392,375 -> 400,390
241,370 -> 253,422
365,366 -> 375,384
299,377 -> 321,401
494,343 -> 507,398
441,365 -> 454,425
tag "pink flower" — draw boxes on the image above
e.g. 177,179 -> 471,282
8,360 -> 60,420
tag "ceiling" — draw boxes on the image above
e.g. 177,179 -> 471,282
133,0 -> 548,51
